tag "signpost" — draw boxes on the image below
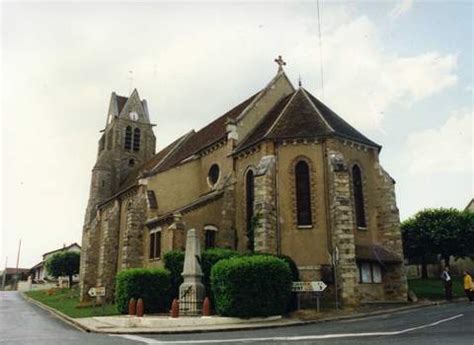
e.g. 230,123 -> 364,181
292,281 -> 327,312
88,287 -> 106,313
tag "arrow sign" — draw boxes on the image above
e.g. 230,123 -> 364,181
292,281 -> 327,292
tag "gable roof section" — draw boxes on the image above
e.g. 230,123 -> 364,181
116,95 -> 128,114
235,88 -> 380,153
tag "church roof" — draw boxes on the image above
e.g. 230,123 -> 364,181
116,95 -> 129,114
235,88 -> 380,153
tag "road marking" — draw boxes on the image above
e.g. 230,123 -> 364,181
111,313 -> 463,344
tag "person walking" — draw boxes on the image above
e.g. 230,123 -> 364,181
463,271 -> 473,303
441,266 -> 453,301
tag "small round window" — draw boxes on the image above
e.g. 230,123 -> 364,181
208,164 -> 220,186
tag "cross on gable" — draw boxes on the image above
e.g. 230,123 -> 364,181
274,55 -> 286,70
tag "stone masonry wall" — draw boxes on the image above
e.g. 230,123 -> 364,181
96,200 -> 121,303
121,188 -> 147,269
79,218 -> 100,302
253,155 -> 277,254
376,166 -> 408,301
327,150 -> 358,306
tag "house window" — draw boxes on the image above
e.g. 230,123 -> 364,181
204,225 -> 217,250
352,165 -> 367,228
149,228 -> 161,260
295,160 -> 312,226
208,164 -> 220,186
124,126 -> 132,150
358,262 -> 382,283
133,128 -> 141,151
245,169 -> 255,251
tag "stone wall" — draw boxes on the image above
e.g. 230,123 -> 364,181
79,219 -> 100,302
376,166 -> 408,301
253,155 -> 277,254
327,150 -> 358,306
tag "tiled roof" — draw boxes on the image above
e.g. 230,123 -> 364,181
355,244 -> 402,264
42,243 -> 81,258
116,96 -> 128,114
2,268 -> 31,275
235,88 -> 380,153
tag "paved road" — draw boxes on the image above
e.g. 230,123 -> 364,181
1,291 -> 472,345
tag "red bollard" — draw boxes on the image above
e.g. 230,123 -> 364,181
202,297 -> 211,316
128,298 -> 136,316
170,298 -> 179,318
136,298 -> 144,317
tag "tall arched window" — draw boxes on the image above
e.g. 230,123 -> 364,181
124,126 -> 132,150
133,128 -> 141,151
295,160 -> 312,226
245,170 -> 255,251
352,165 -> 367,228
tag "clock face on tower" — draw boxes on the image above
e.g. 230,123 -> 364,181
129,111 -> 138,121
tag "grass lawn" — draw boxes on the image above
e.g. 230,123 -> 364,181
24,286 -> 119,318
408,277 -> 465,300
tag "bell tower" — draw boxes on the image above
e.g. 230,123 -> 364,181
84,89 -> 156,224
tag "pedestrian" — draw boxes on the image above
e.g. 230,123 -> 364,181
440,266 -> 453,301
462,270 -> 473,303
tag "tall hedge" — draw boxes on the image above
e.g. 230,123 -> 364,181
211,255 -> 292,317
115,268 -> 171,314
164,248 -> 240,299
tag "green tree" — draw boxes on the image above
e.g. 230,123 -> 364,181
46,251 -> 80,288
401,208 -> 474,276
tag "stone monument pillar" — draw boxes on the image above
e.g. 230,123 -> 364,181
179,229 -> 205,316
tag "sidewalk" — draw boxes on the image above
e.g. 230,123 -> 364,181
22,292 -> 449,334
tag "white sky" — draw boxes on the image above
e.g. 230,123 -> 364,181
1,1 -> 472,268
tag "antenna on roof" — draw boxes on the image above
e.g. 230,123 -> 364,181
317,0 -> 325,98
128,70 -> 134,95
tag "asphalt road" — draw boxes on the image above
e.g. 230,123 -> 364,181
1,291 -> 472,345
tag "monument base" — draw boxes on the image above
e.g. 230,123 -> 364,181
179,282 -> 205,316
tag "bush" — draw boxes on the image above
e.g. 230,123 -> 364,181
211,255 -> 292,317
164,248 -> 240,300
163,251 -> 185,299
115,268 -> 171,314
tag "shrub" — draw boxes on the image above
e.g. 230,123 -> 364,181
163,251 -> 185,299
211,255 -> 292,317
115,268 -> 171,314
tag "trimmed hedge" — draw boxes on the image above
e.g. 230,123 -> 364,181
211,255 -> 292,317
164,248 -> 240,299
115,268 -> 171,314
163,251 -> 185,299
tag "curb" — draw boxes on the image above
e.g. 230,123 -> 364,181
20,292 -> 90,333
20,293 -> 461,335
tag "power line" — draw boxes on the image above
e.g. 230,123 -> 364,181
317,0 -> 325,97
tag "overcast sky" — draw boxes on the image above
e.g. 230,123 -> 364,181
1,1 -> 472,268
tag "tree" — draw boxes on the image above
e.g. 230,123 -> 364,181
46,251 -> 80,288
401,208 -> 474,277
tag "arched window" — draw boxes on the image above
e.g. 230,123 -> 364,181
124,126 -> 132,150
352,165 -> 367,228
295,160 -> 312,226
133,128 -> 141,151
204,225 -> 217,250
245,170 -> 255,251
149,227 -> 162,260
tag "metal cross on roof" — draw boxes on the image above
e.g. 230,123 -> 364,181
274,55 -> 286,70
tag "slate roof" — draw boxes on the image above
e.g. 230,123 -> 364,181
235,88 -> 380,153
355,244 -> 402,264
116,95 -> 129,114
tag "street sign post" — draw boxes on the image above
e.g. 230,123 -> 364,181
292,281 -> 327,312
88,287 -> 106,311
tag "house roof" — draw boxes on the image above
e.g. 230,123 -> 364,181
355,244 -> 402,264
42,243 -> 81,258
235,88 -> 380,153
2,268 -> 30,275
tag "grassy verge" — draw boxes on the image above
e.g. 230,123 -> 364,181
408,278 -> 464,300
24,286 -> 119,318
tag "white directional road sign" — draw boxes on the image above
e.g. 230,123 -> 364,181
292,281 -> 327,292
88,287 -> 106,297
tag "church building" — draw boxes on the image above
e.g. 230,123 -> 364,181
79,57 -> 407,305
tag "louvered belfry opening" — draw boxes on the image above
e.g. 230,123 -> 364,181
133,128 -> 141,151
124,126 -> 132,150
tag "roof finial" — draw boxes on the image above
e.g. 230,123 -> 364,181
298,75 -> 302,88
128,70 -> 134,95
274,55 -> 286,71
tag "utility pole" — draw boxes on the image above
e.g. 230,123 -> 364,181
1,256 -> 7,291
15,240 -> 21,290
